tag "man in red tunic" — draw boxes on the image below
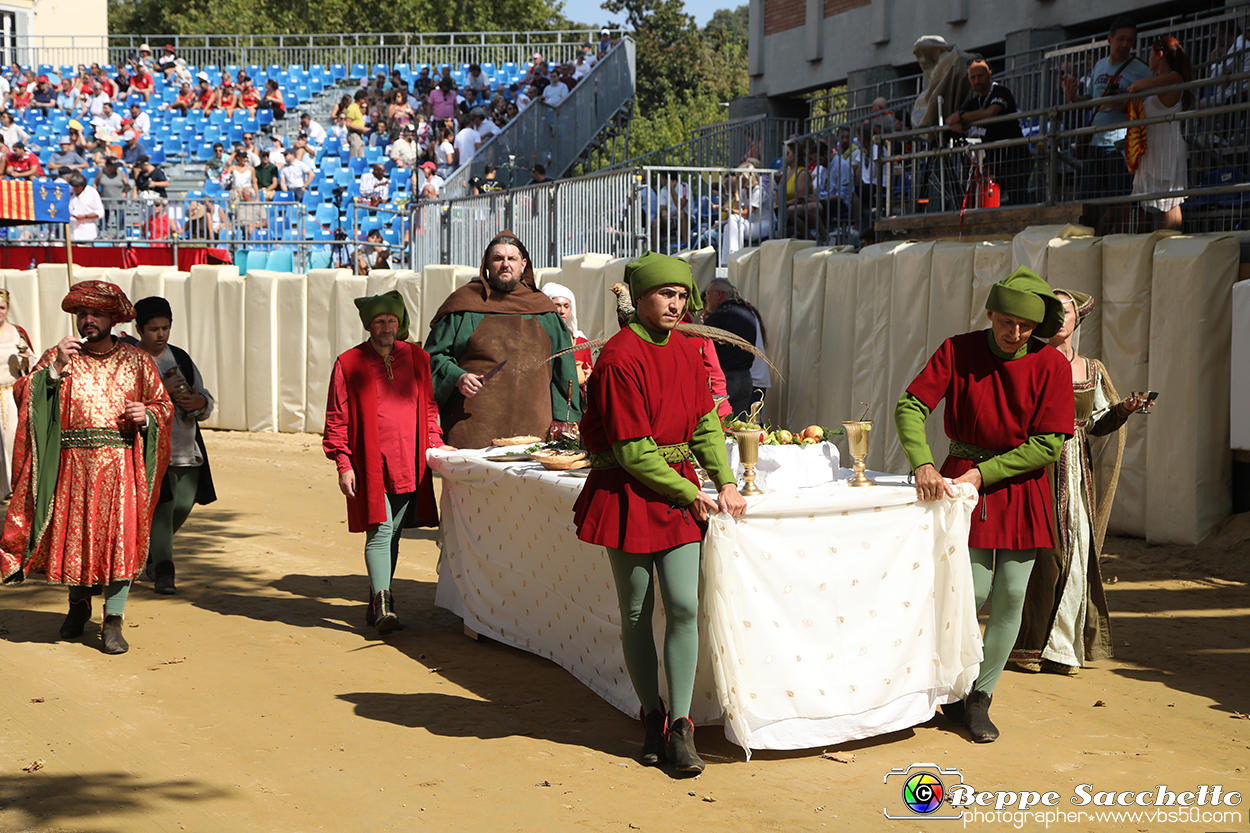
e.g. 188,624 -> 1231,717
895,267 -> 1073,742
324,291 -> 448,635
575,251 -> 746,773
0,281 -> 172,655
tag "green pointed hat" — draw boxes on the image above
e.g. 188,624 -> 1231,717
624,251 -> 702,313
355,290 -> 410,340
985,267 -> 1064,339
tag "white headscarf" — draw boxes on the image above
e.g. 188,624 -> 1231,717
541,282 -> 585,341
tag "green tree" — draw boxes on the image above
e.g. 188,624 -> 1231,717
600,0 -> 698,115
704,4 -> 747,46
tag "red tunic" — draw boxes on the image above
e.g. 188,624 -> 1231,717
574,327 -> 714,552
323,340 -> 442,533
907,330 -> 1073,550
574,335 -> 592,375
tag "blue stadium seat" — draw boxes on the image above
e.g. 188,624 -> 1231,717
350,64 -> 367,80
308,251 -> 332,269
371,63 -> 387,78
234,251 -> 250,273
332,64 -> 347,80
348,157 -> 367,175
256,109 -> 274,127
314,203 -> 337,226
204,180 -> 224,197
266,250 -> 294,272
148,146 -> 166,164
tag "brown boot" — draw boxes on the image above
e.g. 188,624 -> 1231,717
101,614 -> 129,654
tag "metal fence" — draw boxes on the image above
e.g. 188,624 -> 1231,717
616,115 -> 800,170
4,31 -> 608,81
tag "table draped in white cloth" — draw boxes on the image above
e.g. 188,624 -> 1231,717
430,448 -> 982,757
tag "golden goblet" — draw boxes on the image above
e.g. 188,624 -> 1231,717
842,420 -> 874,487
734,428 -> 763,496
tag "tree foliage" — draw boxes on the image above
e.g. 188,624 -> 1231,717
107,0 -> 570,36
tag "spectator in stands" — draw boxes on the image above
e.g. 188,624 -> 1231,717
167,82 -> 195,116
454,110 -> 484,166
55,78 -> 77,112
0,110 -> 29,150
948,59 -> 1029,207
414,111 -> 433,151
481,164 -> 504,192
66,120 -> 87,153
1127,35 -> 1192,231
356,228 -> 390,274
94,157 -> 130,234
279,149 -> 310,201
236,187 -> 266,232
600,29 -> 612,54
517,85 -> 535,109
359,163 -> 390,205
292,134 -> 314,165
390,126 -> 419,168
135,155 -> 169,200
217,77 -> 239,117
224,148 -> 255,202
331,94 -> 352,121
329,113 -> 349,149
427,78 -> 456,123
1065,16 -> 1151,234
434,126 -> 455,177
573,54 -> 591,81
721,160 -> 772,265
0,69 -> 9,109
146,198 -> 181,240
121,130 -> 146,167
240,133 -> 261,166
387,88 -> 415,139
51,136 -> 89,172
505,100 -> 520,123
67,171 -> 104,242
130,65 -> 154,101
857,122 -> 881,233
465,64 -> 490,107
254,152 -> 280,200
31,75 -> 56,113
542,73 -> 569,107
10,82 -> 32,112
115,64 -> 134,97
192,74 -> 218,112
419,160 -> 443,199
171,58 -> 192,87
345,89 -> 368,158
413,67 -> 433,99
137,43 -> 155,70
158,44 -> 177,78
299,111 -> 326,147
238,76 -> 261,116
2,142 -> 41,180
531,163 -> 549,185
267,135 -> 286,166
479,105 -> 502,141
824,134 -> 856,227
204,142 -> 227,180
260,78 -> 286,119
184,198 -> 224,240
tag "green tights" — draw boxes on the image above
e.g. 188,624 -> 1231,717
969,547 -> 1037,695
69,581 -> 131,616
150,466 -> 201,565
363,492 -> 412,594
606,542 -> 702,720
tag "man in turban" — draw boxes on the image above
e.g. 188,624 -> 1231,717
425,231 -> 581,448
574,251 -> 746,773
323,290 -> 447,635
0,280 -> 172,654
894,267 -> 1074,742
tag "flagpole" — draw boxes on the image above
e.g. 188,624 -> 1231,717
64,220 -> 74,285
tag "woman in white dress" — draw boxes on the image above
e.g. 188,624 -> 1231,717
0,288 -> 34,498
1127,36 -> 1192,230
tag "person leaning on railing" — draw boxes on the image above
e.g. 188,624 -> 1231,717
1125,36 -> 1193,232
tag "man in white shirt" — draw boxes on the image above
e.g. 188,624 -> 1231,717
478,113 -> 501,140
517,86 -> 535,108
128,102 -> 151,138
389,127 -> 418,168
418,161 -> 443,198
298,111 -> 327,147
453,111 -> 484,166
67,171 -> 104,241
359,163 -> 390,203
279,149 -> 311,197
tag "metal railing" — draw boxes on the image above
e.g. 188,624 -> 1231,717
613,115 -> 800,170
641,166 -> 785,264
440,37 -> 636,197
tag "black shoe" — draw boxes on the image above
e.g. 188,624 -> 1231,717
665,717 -> 705,773
373,590 -> 398,635
640,708 -> 668,766
144,558 -> 156,582
154,561 -> 176,595
59,599 -> 91,639
964,689 -> 999,743
940,699 -> 965,725
101,614 -> 129,654
365,595 -> 376,627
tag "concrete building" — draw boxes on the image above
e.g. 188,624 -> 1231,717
743,0 -> 1233,110
0,0 -> 108,66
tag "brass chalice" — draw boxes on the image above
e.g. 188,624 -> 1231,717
842,420 -> 874,487
734,427 -> 763,496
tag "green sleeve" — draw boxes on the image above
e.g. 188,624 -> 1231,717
612,437 -> 700,506
424,311 -> 484,407
689,408 -> 735,489
894,392 -> 935,471
978,433 -> 1066,487
539,312 -> 582,422
23,369 -> 63,563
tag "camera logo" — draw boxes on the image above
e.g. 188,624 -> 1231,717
884,763 -> 965,820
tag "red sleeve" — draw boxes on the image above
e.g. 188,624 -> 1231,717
906,337 -> 953,412
322,359 -> 352,472
597,362 -> 654,444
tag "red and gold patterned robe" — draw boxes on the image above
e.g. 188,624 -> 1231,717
0,340 -> 172,586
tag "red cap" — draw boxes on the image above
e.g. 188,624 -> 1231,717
37,75 -> 48,83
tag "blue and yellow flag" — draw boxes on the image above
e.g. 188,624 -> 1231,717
0,179 -> 71,226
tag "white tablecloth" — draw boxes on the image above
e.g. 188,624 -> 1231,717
430,448 -> 982,756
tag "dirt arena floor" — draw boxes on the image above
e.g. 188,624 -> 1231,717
1,431 -> 1247,833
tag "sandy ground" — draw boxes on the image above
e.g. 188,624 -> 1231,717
1,430 -> 1248,833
